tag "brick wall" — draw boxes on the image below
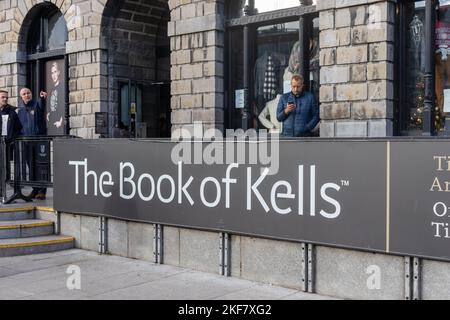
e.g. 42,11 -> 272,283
168,0 -> 225,137
0,0 -> 175,139
318,0 -> 395,137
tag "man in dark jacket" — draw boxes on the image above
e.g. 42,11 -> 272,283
276,75 -> 319,137
1,90 -> 22,182
18,88 -> 48,200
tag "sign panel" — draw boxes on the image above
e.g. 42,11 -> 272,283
95,112 -> 108,135
390,141 -> 450,261
53,139 -> 450,261
235,89 -> 246,109
54,139 -> 388,252
45,59 -> 66,136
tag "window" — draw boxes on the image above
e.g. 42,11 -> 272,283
225,1 -> 318,131
118,80 -> 171,139
119,82 -> 143,138
25,4 -> 68,136
397,0 -> 450,136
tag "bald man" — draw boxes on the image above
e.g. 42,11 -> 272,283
17,88 -> 48,200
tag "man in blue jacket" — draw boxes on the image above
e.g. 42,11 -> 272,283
276,75 -> 319,137
18,88 -> 48,200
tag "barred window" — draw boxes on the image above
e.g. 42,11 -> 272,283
225,1 -> 318,131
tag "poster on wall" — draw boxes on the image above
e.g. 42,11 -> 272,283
45,59 -> 66,136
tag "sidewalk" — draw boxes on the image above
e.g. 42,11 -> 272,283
0,249 -> 336,300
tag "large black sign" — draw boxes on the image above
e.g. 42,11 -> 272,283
54,139 -> 388,253
53,139 -> 450,261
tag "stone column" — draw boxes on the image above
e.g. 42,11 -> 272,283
65,0 -> 107,139
168,0 -> 225,137
0,0 -> 25,107
318,0 -> 395,137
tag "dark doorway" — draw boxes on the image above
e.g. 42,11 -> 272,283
102,0 -> 171,138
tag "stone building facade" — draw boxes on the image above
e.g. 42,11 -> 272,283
318,0 -> 395,137
0,0 -> 403,139
3,0 -> 450,300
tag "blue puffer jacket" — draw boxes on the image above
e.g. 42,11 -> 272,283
276,91 -> 319,137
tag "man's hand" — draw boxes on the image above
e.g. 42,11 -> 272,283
40,91 -> 48,99
284,103 -> 296,115
54,117 -> 63,128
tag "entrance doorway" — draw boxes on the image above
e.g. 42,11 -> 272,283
102,0 -> 171,138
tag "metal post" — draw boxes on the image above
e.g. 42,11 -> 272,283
423,0 -> 437,136
404,257 -> 412,300
307,243 -> 315,293
0,137 -> 6,203
301,243 -> 308,292
298,17 -> 305,77
301,243 -> 315,293
412,257 -> 421,300
242,25 -> 251,130
219,233 -> 224,275
219,233 -> 231,277
153,224 -> 163,264
98,216 -> 108,254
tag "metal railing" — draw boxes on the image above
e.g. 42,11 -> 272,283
1,135 -> 78,204
0,137 -> 7,203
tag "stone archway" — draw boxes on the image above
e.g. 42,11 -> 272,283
101,0 -> 171,138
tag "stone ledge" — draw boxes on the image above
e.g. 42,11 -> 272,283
168,15 -> 224,37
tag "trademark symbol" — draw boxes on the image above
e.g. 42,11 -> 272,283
341,180 -> 350,187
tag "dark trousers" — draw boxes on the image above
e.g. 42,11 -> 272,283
5,143 -> 12,182
21,142 -> 47,195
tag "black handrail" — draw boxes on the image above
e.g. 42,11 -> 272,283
3,135 -> 79,204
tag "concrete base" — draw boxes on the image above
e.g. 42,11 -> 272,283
315,246 -> 404,300
232,236 -> 304,290
108,219 -> 154,261
422,260 -> 450,300
59,213 -> 450,300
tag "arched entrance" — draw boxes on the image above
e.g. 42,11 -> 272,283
101,0 -> 171,138
18,2 -> 69,136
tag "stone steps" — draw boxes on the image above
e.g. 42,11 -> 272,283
0,235 -> 75,257
0,219 -> 54,239
0,208 -> 34,221
0,206 -> 75,257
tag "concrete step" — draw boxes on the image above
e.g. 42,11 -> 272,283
0,220 -> 54,239
0,235 -> 75,257
0,207 -> 34,221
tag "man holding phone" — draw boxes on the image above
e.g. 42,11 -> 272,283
276,75 -> 319,137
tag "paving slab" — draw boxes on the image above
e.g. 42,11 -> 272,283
0,249 -> 335,300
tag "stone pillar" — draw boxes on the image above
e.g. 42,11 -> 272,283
0,0 -> 106,139
318,0 -> 395,137
65,1 -> 107,139
168,0 -> 225,137
0,0 -> 25,108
